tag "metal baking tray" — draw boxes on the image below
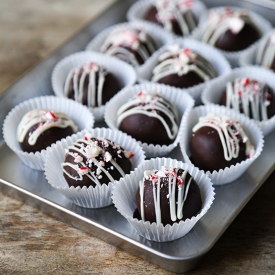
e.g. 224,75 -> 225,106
1,0 -> 275,273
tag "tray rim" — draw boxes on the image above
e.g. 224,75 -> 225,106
1,0 -> 275,273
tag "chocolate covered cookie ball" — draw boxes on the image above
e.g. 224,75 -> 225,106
190,113 -> 255,172
64,62 -> 121,107
144,0 -> 197,36
200,7 -> 261,52
17,109 -> 78,153
100,26 -> 157,67
134,166 -> 202,226
220,77 -> 275,121
62,133 -> 134,188
152,44 -> 216,88
116,90 -> 179,145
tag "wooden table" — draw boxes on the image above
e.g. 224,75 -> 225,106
1,1 -> 275,274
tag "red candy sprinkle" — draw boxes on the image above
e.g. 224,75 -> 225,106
48,111 -> 56,119
128,152 -> 134,159
177,176 -> 183,185
243,78 -> 250,86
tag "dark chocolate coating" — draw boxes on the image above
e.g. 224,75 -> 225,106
220,86 -> 275,121
156,71 -> 205,89
63,139 -> 132,188
67,71 -> 121,106
135,169 -> 202,226
20,126 -> 74,153
214,23 -> 261,52
189,126 -> 247,172
144,6 -> 197,36
119,113 -> 174,146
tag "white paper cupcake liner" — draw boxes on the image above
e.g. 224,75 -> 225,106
201,66 -> 275,136
136,38 -> 231,104
239,43 -> 258,67
51,51 -> 137,121
2,96 -> 94,171
104,82 -> 195,158
126,0 -> 207,39
193,6 -> 272,68
179,105 -> 264,185
44,128 -> 146,208
112,157 -> 215,242
85,21 -> 174,69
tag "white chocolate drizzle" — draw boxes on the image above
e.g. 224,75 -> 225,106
200,8 -> 259,46
116,90 -> 179,140
225,77 -> 270,121
64,62 -> 107,107
61,134 -> 134,187
152,44 -> 216,83
192,113 -> 255,161
100,26 -> 157,67
17,109 -> 78,145
154,0 -> 196,36
256,30 -> 275,69
139,166 -> 193,225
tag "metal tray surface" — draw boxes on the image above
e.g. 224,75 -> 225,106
1,0 -> 275,273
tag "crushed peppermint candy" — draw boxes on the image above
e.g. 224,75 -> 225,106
61,135 -> 133,187
86,145 -> 102,158
74,155 -> 83,163
124,151 -> 135,159
79,167 -> 89,175
104,151 -> 112,162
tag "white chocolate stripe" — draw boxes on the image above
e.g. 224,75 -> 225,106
17,109 -> 77,145
256,32 -> 275,69
192,113 -> 254,161
100,28 -> 156,67
225,79 -> 269,121
117,106 -> 178,140
64,64 -> 106,107
139,167 -> 192,225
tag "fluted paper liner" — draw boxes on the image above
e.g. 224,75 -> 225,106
239,43 -> 259,67
112,157 -> 215,242
85,21 -> 174,69
193,6 -> 272,68
44,128 -> 146,208
104,82 -> 195,157
126,0 -> 207,39
3,96 -> 94,171
201,66 -> 275,136
51,51 -> 137,121
179,105 -> 264,185
136,38 -> 231,104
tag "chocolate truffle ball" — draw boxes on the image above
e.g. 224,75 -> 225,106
17,109 -> 78,153
134,166 -> 202,226
200,7 -> 261,52
62,133 -> 134,188
189,113 -> 255,172
144,0 -> 197,36
100,26 -> 157,67
116,90 -> 179,145
220,77 -> 275,121
64,62 -> 121,107
152,44 -> 216,88
256,30 -> 275,71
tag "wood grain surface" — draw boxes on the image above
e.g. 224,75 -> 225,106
1,1 -> 275,274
